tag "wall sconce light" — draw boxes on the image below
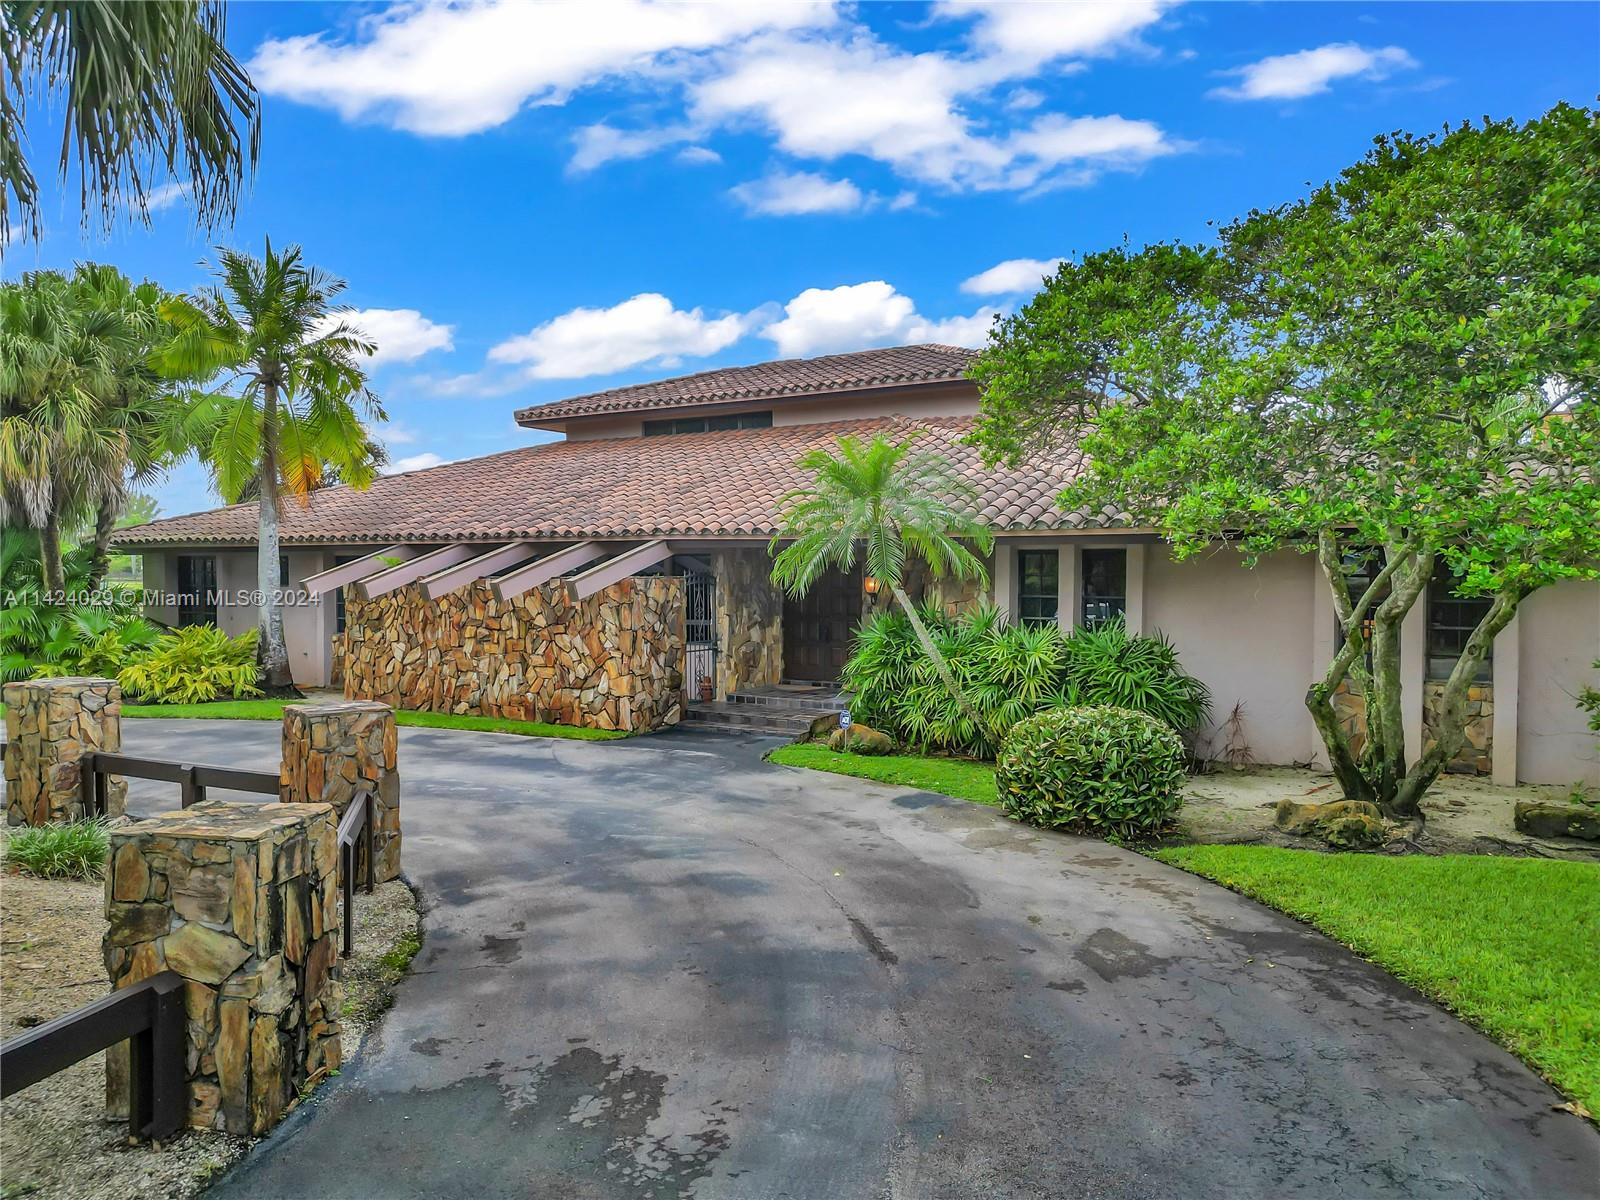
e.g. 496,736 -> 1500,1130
863,575 -> 880,595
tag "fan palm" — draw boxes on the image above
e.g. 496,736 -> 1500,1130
1,0 -> 260,243
159,239 -> 383,692
770,432 -> 994,726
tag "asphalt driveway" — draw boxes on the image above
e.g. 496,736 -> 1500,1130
120,720 -> 1599,1199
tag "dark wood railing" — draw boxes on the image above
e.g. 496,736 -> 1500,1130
337,789 -> 376,957
0,971 -> 185,1140
80,751 -> 278,817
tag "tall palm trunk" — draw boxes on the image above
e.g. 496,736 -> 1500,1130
39,506 -> 66,596
88,494 -> 118,587
256,384 -> 295,693
891,585 -> 985,735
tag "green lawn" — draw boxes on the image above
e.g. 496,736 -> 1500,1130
121,699 -> 626,741
1156,845 -> 1600,1115
768,743 -> 998,806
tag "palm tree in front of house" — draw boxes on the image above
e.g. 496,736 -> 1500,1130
770,431 -> 993,727
160,239 -> 383,694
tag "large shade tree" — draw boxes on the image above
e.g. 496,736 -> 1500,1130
971,103 -> 1599,820
1,0 -> 259,243
161,240 -> 383,693
770,431 -> 994,726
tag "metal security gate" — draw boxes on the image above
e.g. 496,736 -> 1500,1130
683,570 -> 718,700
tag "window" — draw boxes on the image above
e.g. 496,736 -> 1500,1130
1080,548 -> 1127,629
1427,563 -> 1493,682
333,555 -> 359,634
1017,549 -> 1059,626
280,554 -> 290,589
1337,547 -> 1389,672
642,411 -> 772,436
174,555 -> 218,627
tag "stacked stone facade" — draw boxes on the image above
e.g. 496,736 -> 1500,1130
1331,679 -> 1492,775
713,549 -> 784,698
342,577 -> 683,732
105,801 -> 342,1135
280,702 -> 401,884
3,678 -> 126,825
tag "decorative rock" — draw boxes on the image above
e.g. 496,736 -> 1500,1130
1274,797 -> 1384,837
3,678 -> 126,825
341,576 -> 683,732
827,724 -> 895,755
1513,801 -> 1600,842
1320,813 -> 1387,850
280,702 -> 402,884
807,711 -> 843,743
104,800 -> 342,1135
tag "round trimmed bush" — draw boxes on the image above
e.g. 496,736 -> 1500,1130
996,705 -> 1186,838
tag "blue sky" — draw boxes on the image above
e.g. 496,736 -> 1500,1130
8,1 -> 1598,519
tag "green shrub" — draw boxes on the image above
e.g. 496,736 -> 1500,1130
1,529 -> 148,682
29,607 -> 162,679
118,626 -> 262,703
996,705 -> 1186,838
4,820 -> 112,879
843,606 -> 1209,757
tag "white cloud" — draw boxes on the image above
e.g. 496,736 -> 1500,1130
320,308 -> 455,365
1211,43 -> 1416,101
488,293 -> 749,379
378,421 -> 419,445
761,280 -> 995,357
961,257 -> 1062,296
570,123 -> 696,173
249,1 -> 834,136
676,145 -> 722,165
938,0 -> 1173,70
730,169 -> 865,215
144,181 -> 189,212
383,452 -> 448,474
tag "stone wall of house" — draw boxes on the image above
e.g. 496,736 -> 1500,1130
1330,679 -> 1492,775
861,552 -> 995,622
3,677 -> 126,825
105,800 -> 341,1135
714,549 -> 783,698
342,577 -> 683,733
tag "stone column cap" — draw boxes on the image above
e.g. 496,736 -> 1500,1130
285,700 -> 394,717
3,675 -> 118,692
114,799 -> 337,841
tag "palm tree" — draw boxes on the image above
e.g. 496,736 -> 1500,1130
770,431 -> 994,726
160,240 -> 384,693
1,0 -> 260,243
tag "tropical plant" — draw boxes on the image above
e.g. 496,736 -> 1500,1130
0,265 -> 181,592
770,432 -> 994,726
996,705 -> 1186,839
117,624 -> 260,703
29,604 -> 160,678
0,524 -> 144,681
1058,617 -> 1210,735
1,0 -> 260,242
2,818 -> 111,879
972,104 -> 1600,822
160,240 -> 384,692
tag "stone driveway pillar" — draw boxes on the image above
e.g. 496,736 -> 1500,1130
3,677 -> 126,825
105,800 -> 342,1135
279,701 -> 401,884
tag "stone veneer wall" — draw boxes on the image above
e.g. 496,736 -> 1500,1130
342,577 -> 684,732
1332,679 -> 1492,775
714,549 -> 783,698
105,800 -> 341,1135
280,702 -> 401,884
4,677 -> 126,825
861,552 -> 994,622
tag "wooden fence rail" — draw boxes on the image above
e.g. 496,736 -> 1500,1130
79,750 -> 278,817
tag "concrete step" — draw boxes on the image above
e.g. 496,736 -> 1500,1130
725,690 -> 847,715
682,702 -> 817,738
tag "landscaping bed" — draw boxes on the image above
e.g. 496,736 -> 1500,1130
0,866 -> 421,1200
1154,845 -> 1600,1118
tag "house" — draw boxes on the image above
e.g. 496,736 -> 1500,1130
113,344 -> 1599,785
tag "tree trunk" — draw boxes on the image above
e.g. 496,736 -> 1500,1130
891,585 -> 986,738
1389,588 -> 1521,817
256,385 -> 297,695
40,507 -> 66,597
88,494 -> 118,588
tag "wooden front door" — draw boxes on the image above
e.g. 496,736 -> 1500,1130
782,565 -> 863,682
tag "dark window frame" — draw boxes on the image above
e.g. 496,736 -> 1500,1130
1426,563 -> 1493,683
642,411 -> 773,437
1080,547 -> 1127,630
1016,549 -> 1059,627
174,554 -> 218,627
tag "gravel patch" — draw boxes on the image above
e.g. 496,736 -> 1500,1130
1,869 -> 421,1200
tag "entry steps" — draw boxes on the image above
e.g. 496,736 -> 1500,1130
681,685 -> 848,738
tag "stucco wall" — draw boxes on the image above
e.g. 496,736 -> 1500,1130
1144,546 -> 1319,768
1517,579 -> 1600,786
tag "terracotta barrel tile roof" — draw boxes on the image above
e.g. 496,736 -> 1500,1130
514,343 -> 979,426
114,415 -> 1116,549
